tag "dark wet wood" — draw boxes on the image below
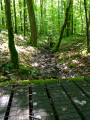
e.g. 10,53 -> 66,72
8,85 -> 29,120
0,85 -> 12,120
0,78 -> 90,120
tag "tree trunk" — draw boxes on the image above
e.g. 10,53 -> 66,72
44,0 -> 47,35
58,0 -> 60,27
24,0 -> 26,37
52,0 -> 72,53
80,0 -> 83,32
67,0 -> 73,36
61,0 -> 64,26
13,0 -> 17,33
71,0 -> 73,35
19,0 -> 23,32
40,0 -> 43,34
5,0 -> 19,68
84,0 -> 90,51
1,0 -> 4,26
26,0 -> 37,47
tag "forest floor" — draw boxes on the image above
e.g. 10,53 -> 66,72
0,31 -> 90,82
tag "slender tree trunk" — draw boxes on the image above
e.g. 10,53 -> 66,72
13,0 -> 17,33
40,0 -> 43,34
79,0 -> 83,32
61,0 -> 64,26
26,0 -> 37,47
24,0 -> 26,37
58,0 -> 60,27
84,0 -> 90,51
1,0 -> 4,26
5,0 -> 19,68
52,0 -> 72,53
71,0 -> 73,35
19,0 -> 23,31
43,0 -> 47,35
51,0 -> 54,32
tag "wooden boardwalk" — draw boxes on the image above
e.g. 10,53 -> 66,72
0,78 -> 90,120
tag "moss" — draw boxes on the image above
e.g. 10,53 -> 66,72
67,77 -> 84,81
0,79 -> 58,86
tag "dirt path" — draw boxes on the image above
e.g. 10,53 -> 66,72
32,45 -> 89,79
33,45 -> 71,79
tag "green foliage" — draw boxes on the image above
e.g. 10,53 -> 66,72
0,76 -> 9,82
30,67 -> 38,77
6,62 -> 14,69
25,38 -> 31,45
68,58 -> 73,62
19,67 -> 30,75
80,49 -> 88,55
73,53 -> 81,58
57,56 -> 67,64
51,43 -> 59,53
69,63 -> 76,68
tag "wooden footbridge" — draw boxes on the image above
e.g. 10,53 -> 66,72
0,78 -> 90,120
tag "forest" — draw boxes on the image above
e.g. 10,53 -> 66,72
0,0 -> 90,82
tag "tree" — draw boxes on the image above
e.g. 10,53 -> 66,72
26,0 -> 37,47
5,0 -> 19,68
84,0 -> 90,51
67,0 -> 73,36
58,0 -> 60,27
80,0 -> 84,32
1,0 -> 4,26
13,0 -> 17,33
52,0 -> 72,53
19,0 -> 23,32
40,0 -> 43,34
24,0 -> 26,37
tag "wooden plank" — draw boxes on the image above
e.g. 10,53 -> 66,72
47,82 -> 81,120
74,80 -> 90,98
61,80 -> 90,120
8,85 -> 29,120
32,84 -> 55,120
0,85 -> 11,120
84,77 -> 90,83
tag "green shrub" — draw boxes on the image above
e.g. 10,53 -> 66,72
69,63 -> 76,68
19,67 -> 30,75
73,53 -> 81,58
6,62 -> 14,69
68,58 -> 73,62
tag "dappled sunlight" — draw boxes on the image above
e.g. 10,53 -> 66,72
0,43 -> 8,51
33,109 -> 49,119
32,62 -> 39,67
0,94 -> 10,107
72,59 -> 79,64
16,45 -> 37,54
72,97 -> 86,106
18,35 -> 24,40
9,108 -> 29,120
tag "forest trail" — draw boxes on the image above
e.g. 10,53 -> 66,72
33,45 -> 60,79
0,31 -> 90,81
32,44 -> 80,79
